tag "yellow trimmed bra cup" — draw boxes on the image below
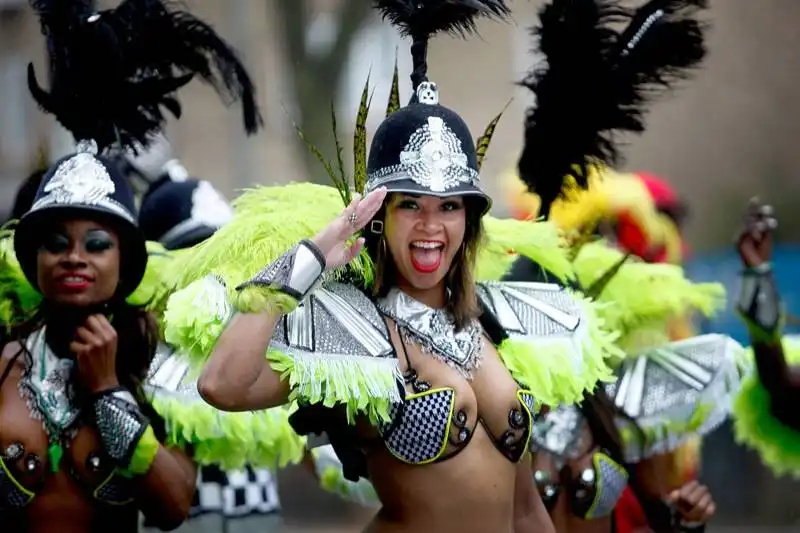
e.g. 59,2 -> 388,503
0,456 -> 36,509
513,389 -> 537,461
92,469 -> 136,506
381,387 -> 456,465
535,452 -> 629,520
572,452 -> 629,520
0,455 -> 135,509
381,388 -> 538,465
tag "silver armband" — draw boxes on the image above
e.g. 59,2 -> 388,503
737,263 -> 781,335
236,239 -> 326,301
94,388 -> 149,467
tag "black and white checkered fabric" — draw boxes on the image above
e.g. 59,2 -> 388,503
190,465 -> 280,518
519,391 -> 536,414
382,389 -> 454,463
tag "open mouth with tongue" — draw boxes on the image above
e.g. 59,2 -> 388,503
410,240 -> 444,274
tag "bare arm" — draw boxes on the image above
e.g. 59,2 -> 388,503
735,201 -> 800,410
514,454 -> 555,533
136,445 -> 197,531
198,189 -> 386,412
198,310 -> 289,411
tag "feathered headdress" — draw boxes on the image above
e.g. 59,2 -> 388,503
518,0 -> 708,217
298,0 -> 511,211
14,0 -> 263,298
374,0 -> 511,99
27,0 -> 263,152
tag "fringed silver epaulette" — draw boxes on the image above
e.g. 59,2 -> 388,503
271,282 -> 393,359
269,282 -> 403,410
605,334 -> 747,462
476,281 -> 583,341
144,344 -> 308,469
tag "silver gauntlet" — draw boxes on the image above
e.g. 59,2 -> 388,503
94,388 -> 149,467
236,239 -> 326,301
737,263 -> 781,336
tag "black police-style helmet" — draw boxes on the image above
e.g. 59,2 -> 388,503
361,1 -> 513,216
14,140 -> 148,297
365,83 -> 490,214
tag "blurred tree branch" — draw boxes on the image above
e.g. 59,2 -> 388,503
275,0 -> 372,184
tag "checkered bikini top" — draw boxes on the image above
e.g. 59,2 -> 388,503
377,329 -> 537,465
531,405 -> 629,520
274,281 -> 593,471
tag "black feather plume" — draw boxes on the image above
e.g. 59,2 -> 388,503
27,0 -> 263,153
373,0 -> 511,94
518,0 -> 708,217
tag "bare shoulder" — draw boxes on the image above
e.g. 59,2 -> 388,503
1,340 -> 24,367
0,341 -> 25,396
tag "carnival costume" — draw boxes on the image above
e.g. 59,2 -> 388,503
0,0 -> 303,522
133,155 -> 285,524
500,0 -> 746,531
160,2 -> 621,511
729,203 -> 800,478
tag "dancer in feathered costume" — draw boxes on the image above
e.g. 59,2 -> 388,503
129,144 -> 288,530
502,1 -> 748,532
730,199 -> 800,479
0,1 -> 305,531
506,165 -> 704,532
158,1 -> 632,531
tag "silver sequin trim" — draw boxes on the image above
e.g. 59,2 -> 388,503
94,395 -> 147,464
17,328 -> 82,443
366,116 -> 479,194
238,241 -> 324,300
30,150 -> 134,223
531,404 -> 586,462
377,289 -> 483,380
273,283 -> 394,359
605,334 -> 746,461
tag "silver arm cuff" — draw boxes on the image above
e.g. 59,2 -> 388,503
236,239 -> 326,301
94,388 -> 149,467
737,263 -> 781,335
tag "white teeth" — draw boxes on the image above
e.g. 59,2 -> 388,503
410,241 -> 443,249
64,277 -> 86,282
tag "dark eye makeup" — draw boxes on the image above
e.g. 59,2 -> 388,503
392,194 -> 465,213
40,229 -> 116,254
84,230 -> 115,253
40,233 -> 70,254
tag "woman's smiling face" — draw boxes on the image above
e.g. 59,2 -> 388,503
383,193 -> 466,294
36,219 -> 120,306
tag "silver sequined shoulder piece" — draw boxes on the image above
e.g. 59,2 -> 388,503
477,281 -> 583,339
604,334 -> 747,462
531,404 -> 587,461
144,344 -> 202,401
271,282 -> 393,360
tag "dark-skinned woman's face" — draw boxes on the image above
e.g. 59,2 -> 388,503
36,219 -> 121,307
